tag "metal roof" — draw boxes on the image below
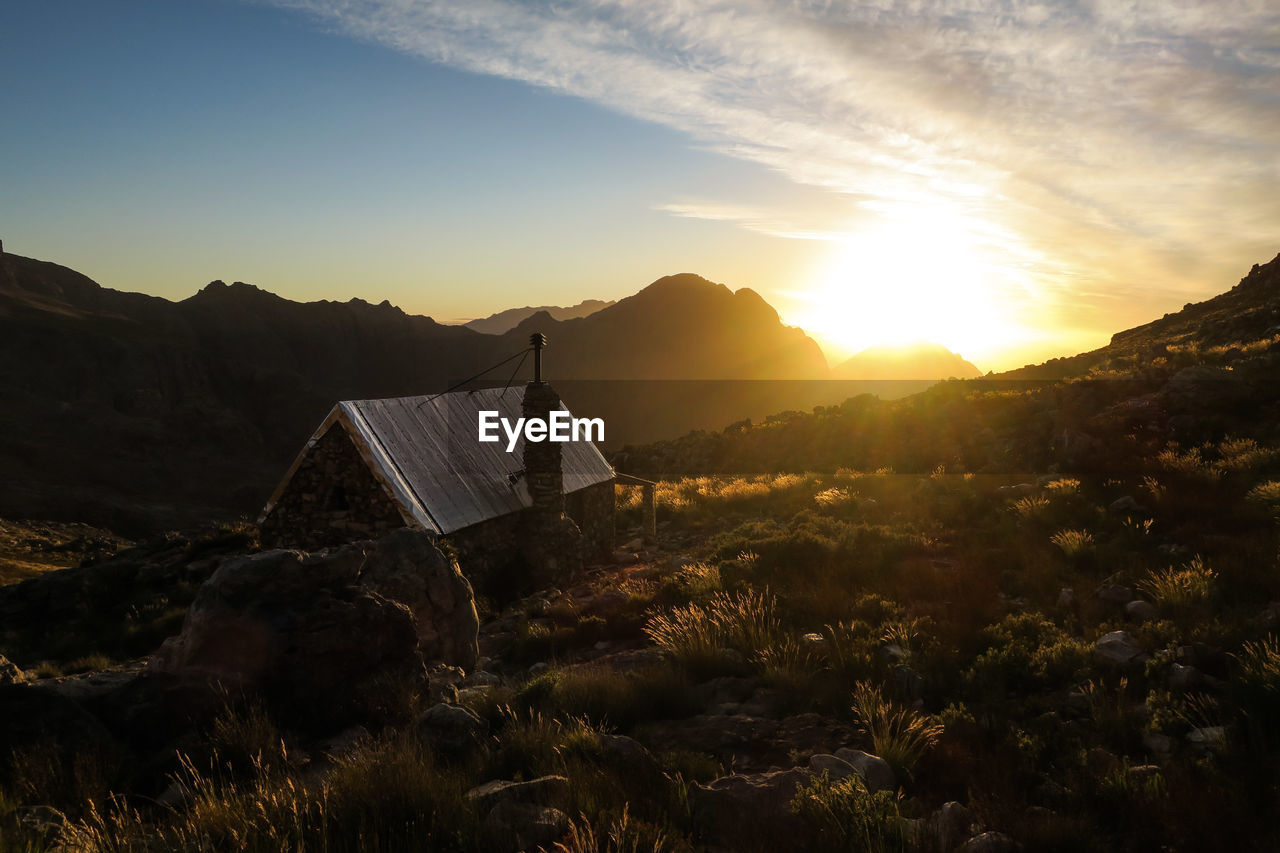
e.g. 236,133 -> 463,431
269,386 -> 614,535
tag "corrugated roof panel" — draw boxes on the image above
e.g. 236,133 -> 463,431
342,386 -> 614,535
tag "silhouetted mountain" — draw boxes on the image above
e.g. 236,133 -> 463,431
832,342 -> 982,379
500,274 -> 829,380
463,299 -> 614,334
0,253 -> 832,531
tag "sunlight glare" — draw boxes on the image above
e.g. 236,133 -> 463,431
788,202 -> 1039,366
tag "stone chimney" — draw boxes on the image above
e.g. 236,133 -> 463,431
518,332 -> 581,587
522,379 -> 564,517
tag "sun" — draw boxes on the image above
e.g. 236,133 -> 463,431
787,203 -> 1038,366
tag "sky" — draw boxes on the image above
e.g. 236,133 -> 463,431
2,0 -> 1278,371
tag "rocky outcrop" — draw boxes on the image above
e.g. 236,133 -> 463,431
467,775 -> 571,853
691,767 -> 812,847
358,529 -> 480,668
154,530 -> 477,728
0,654 -> 28,685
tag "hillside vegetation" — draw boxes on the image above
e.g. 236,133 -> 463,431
4,253 -> 1280,851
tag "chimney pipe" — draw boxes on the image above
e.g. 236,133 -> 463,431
530,332 -> 547,384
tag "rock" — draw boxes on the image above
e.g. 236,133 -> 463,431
910,801 -> 975,851
1109,496 -> 1146,514
596,734 -> 663,780
426,663 -> 466,704
417,702 -> 489,752
1186,726 -> 1226,754
477,801 -> 569,853
466,775 -> 570,812
667,555 -> 696,571
0,654 -> 29,685
1168,663 -> 1204,692
461,670 -> 501,688
878,643 -> 907,665
832,748 -> 896,793
1064,691 -> 1091,718
716,647 -> 750,674
155,530 -> 477,729
893,665 -> 925,702
611,550 -> 638,564
958,831 -> 1020,853
528,661 -> 550,676
800,632 -> 826,646
1094,631 -> 1148,669
1056,588 -> 1076,609
1128,764 -> 1162,783
691,767 -> 812,847
0,684 -> 129,791
1125,600 -> 1159,623
321,725 -> 371,759
621,538 -> 645,552
354,528 -> 479,668
697,676 -> 758,708
1143,732 -> 1173,757
1095,584 -> 1134,606
808,753 -> 858,781
584,588 -> 629,617
0,805 -> 67,846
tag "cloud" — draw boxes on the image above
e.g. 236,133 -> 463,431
269,0 -> 1280,304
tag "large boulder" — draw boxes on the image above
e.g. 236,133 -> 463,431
832,747 -> 897,793
691,767 -> 813,848
154,530 -> 477,729
359,528 -> 479,669
1093,631 -> 1148,669
467,775 -> 571,853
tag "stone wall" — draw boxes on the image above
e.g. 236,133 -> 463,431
566,482 -> 614,559
259,422 -> 406,550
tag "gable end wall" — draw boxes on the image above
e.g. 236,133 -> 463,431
260,422 -> 409,550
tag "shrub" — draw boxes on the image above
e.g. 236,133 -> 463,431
514,665 -> 699,729
849,681 -> 943,782
1050,529 -> 1094,557
1140,557 -> 1216,610
966,613 -> 1090,694
1044,478 -> 1082,497
643,590 -> 784,674
545,804 -> 685,853
790,775 -> 908,853
1236,636 -> 1280,695
1246,480 -> 1280,514
1011,495 -> 1050,520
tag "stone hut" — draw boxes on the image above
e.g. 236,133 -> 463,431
258,383 -> 615,595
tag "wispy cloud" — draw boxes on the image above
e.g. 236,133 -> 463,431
271,0 -> 1280,310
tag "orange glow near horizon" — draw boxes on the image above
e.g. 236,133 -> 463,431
781,200 -> 1068,372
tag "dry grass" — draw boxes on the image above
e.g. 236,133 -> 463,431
849,681 -> 943,783
1050,529 -> 1094,557
643,590 -> 784,674
1140,557 -> 1217,610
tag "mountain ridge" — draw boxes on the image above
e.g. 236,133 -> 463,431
0,250 -> 831,531
463,298 -> 614,334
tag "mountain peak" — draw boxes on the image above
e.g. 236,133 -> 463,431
638,273 -> 728,296
188,280 -> 280,304
833,341 -> 983,379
